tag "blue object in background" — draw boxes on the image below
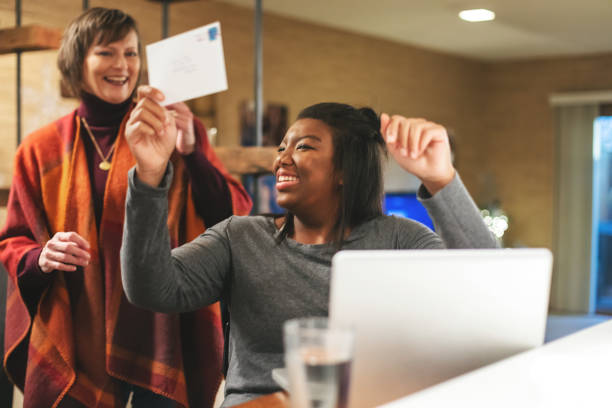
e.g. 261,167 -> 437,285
243,174 -> 284,215
384,192 -> 434,231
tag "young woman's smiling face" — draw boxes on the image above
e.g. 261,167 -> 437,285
273,118 -> 342,217
81,30 -> 140,104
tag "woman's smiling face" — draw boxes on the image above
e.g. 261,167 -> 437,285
273,118 -> 341,216
81,30 -> 140,104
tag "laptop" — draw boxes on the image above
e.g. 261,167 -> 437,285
328,248 -> 552,408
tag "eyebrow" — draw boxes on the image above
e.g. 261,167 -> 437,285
281,134 -> 322,145
299,135 -> 322,142
94,43 -> 137,49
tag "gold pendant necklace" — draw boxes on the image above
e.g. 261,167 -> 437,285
81,117 -> 116,171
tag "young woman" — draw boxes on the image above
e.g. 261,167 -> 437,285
0,7 -> 251,408
121,102 -> 498,407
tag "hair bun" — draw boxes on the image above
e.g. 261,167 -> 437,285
358,107 -> 380,130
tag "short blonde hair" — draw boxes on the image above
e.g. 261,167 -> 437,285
57,7 -> 141,97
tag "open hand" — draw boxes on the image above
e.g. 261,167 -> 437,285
380,113 -> 455,195
125,86 -> 177,187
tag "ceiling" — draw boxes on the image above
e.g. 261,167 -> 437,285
217,0 -> 612,61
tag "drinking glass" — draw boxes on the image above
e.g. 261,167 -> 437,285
283,317 -> 354,408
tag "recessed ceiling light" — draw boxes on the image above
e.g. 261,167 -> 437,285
459,8 -> 495,22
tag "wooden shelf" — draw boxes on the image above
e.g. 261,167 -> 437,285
0,25 -> 62,55
214,146 -> 277,175
0,188 -> 9,207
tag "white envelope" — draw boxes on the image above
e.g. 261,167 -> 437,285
146,21 -> 228,106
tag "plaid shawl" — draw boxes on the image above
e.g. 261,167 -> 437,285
0,109 -> 252,407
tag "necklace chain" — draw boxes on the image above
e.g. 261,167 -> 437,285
81,117 -> 116,171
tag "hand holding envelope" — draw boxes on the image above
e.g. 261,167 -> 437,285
125,86 -> 178,187
146,21 -> 229,105
126,21 -> 229,186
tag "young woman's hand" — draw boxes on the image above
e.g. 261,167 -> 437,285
125,86 -> 177,187
166,102 -> 196,155
380,113 -> 455,195
39,232 -> 91,273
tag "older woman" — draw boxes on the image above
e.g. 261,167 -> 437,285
0,7 -> 251,408
120,102 -> 498,406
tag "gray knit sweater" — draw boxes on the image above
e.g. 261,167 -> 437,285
120,165 -> 498,407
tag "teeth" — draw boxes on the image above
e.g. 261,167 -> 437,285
105,76 -> 127,83
278,175 -> 298,182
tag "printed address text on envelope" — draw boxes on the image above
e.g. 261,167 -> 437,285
146,22 -> 228,106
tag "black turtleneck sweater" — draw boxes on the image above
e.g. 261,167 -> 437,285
18,92 -> 232,311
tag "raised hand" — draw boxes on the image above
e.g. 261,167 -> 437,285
167,102 -> 196,155
125,86 -> 177,187
380,113 -> 455,195
39,232 -> 91,273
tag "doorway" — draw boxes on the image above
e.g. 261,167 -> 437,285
593,116 -> 612,313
